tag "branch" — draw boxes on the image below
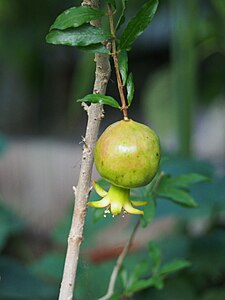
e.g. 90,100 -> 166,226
58,1 -> 111,299
107,4 -> 128,120
98,219 -> 140,300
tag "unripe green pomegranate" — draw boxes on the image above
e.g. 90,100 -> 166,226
88,119 -> 160,216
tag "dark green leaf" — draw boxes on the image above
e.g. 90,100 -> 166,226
50,6 -> 105,31
158,188 -> 198,208
202,289 -> 225,300
127,260 -> 148,288
108,292 -> 121,300
119,0 -> 159,50
212,0 -> 225,19
149,241 -> 161,274
107,0 -> 117,8
141,197 -> 156,228
118,50 -> 128,85
161,173 -> 209,190
77,94 -> 120,108
120,267 -> 128,289
125,277 -> 155,295
116,0 -> 128,30
151,275 -> 164,289
77,43 -> 109,54
160,259 -> 191,276
127,72 -> 134,106
46,24 -> 110,47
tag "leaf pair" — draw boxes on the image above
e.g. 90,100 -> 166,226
118,50 -> 134,106
119,0 -> 159,51
46,6 -> 110,53
47,0 -> 159,53
156,173 -> 208,208
134,171 -> 208,228
121,241 -> 190,297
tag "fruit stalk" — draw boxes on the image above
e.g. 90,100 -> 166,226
108,4 -> 128,120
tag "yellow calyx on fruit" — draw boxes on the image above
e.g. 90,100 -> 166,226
88,181 -> 148,216
88,119 -> 160,216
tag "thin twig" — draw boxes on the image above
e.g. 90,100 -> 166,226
58,1 -> 111,299
98,219 -> 140,300
107,4 -> 128,120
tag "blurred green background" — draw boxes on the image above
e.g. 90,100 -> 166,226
0,0 -> 225,299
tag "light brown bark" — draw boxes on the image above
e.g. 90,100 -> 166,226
58,1 -> 111,299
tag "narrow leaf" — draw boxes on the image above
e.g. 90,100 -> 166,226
77,43 -> 110,54
107,0 -> 117,8
120,267 -> 128,289
151,275 -> 164,289
127,260 -> 148,288
160,259 -> 191,275
125,278 -> 155,295
141,197 -> 156,228
127,72 -> 134,106
118,50 -> 128,85
46,24 -> 110,47
158,188 -> 198,208
120,0 -> 159,51
168,173 -> 209,189
77,94 -> 120,108
50,6 -> 105,30
149,241 -> 161,274
116,0 -> 128,30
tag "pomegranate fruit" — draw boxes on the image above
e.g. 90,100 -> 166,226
88,119 -> 160,216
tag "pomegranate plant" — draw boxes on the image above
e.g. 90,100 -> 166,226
46,0 -> 206,299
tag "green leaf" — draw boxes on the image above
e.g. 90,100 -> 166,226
202,288 -> 225,300
119,0 -> 159,50
126,274 -> 164,295
141,197 -> 156,228
107,0 -> 117,8
108,292 -> 121,300
149,241 -> 161,274
160,259 -> 191,276
212,0 -> 225,19
158,188 -> 198,208
50,6 -> 105,31
127,260 -> 148,288
46,24 -> 110,47
151,275 -> 164,289
118,50 -> 128,85
125,277 -> 155,295
77,94 -> 120,108
161,173 -> 209,189
120,267 -> 128,289
77,43 -> 110,54
127,72 -> 134,106
116,0 -> 128,30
